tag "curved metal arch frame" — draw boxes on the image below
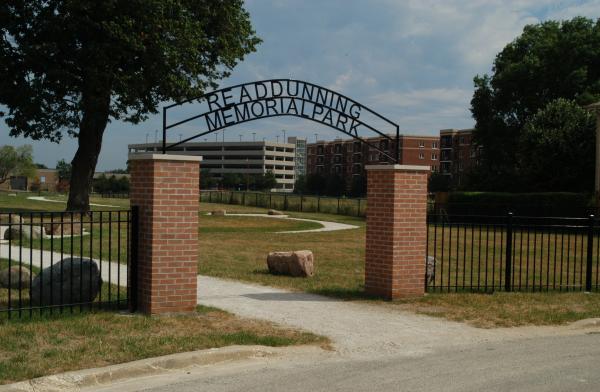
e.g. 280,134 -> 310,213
162,78 -> 400,163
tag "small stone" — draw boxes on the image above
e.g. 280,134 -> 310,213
0,266 -> 32,289
426,256 -> 437,284
267,250 -> 314,277
30,258 -> 102,306
211,210 -> 226,216
268,209 -> 285,216
3,225 -> 45,240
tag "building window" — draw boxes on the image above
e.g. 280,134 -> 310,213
379,140 -> 389,150
431,153 -> 437,160
418,141 -> 425,148
432,141 -> 438,149
419,152 -> 424,160
317,145 -> 324,155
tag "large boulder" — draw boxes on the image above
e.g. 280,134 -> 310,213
0,266 -> 32,289
30,258 -> 102,306
0,214 -> 24,225
426,256 -> 437,284
43,221 -> 83,236
3,225 -> 45,241
268,209 -> 285,216
267,250 -> 314,277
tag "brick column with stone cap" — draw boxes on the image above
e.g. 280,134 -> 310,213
365,164 -> 430,299
129,153 -> 202,314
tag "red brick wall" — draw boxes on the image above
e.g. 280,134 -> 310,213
129,156 -> 200,314
365,165 -> 429,299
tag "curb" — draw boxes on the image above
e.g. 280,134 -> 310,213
0,345 -> 289,392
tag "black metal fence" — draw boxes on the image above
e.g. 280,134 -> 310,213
0,208 -> 137,318
200,190 -> 367,217
426,213 -> 600,293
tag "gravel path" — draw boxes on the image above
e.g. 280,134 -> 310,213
221,213 -> 359,233
197,275 -> 587,359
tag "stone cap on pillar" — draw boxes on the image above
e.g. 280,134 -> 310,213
128,153 -> 203,162
365,164 -> 430,171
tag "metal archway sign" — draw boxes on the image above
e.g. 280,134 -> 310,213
162,79 -> 400,162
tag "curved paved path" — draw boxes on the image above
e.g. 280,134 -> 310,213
27,196 -> 120,208
219,213 -> 359,234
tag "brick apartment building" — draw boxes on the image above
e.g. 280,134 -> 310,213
439,128 -> 478,186
306,134 -> 440,184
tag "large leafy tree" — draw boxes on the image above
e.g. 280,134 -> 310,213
0,145 -> 36,185
470,17 -> 600,191
0,0 -> 260,211
519,98 -> 595,192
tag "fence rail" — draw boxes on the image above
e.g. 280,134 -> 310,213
200,190 -> 367,217
426,213 -> 600,293
0,209 -> 137,318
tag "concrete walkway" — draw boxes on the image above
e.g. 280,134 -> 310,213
221,213 -> 359,234
196,275 -> 588,359
0,242 -> 128,286
27,196 -> 120,208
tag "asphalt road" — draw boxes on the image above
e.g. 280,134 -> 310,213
92,333 -> 600,392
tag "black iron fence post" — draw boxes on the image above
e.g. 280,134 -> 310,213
300,194 -> 303,211
129,205 -> 139,312
505,212 -> 513,292
317,196 -> 320,212
357,199 -> 361,217
586,214 -> 594,291
337,197 -> 340,214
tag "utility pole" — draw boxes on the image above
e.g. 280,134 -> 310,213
252,132 -> 256,142
586,102 -> 600,206
314,133 -> 318,142
239,134 -> 243,142
282,129 -> 286,143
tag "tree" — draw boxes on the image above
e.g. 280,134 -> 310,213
306,173 -> 327,195
470,17 -> 600,190
349,174 -> 366,197
325,174 -> 345,197
428,173 -> 451,193
0,145 -> 36,185
259,171 -> 277,191
56,159 -> 72,181
518,99 -> 595,192
0,1 -> 260,211
294,174 -> 307,194
221,173 -> 241,190
200,168 -> 216,190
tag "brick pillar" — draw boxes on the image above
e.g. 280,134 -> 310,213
365,164 -> 430,299
129,154 -> 202,314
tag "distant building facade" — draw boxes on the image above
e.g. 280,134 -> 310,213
306,134 -> 440,186
128,141 -> 297,192
439,128 -> 479,187
287,137 -> 307,179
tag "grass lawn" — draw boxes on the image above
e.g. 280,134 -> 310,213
0,305 -> 326,385
197,202 -> 366,299
393,291 -> 600,328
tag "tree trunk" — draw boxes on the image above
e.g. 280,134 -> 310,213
66,93 -> 111,212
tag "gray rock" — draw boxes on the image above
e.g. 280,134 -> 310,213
426,256 -> 437,284
268,209 -> 285,216
0,266 -> 32,289
3,225 -> 45,240
0,214 -> 24,225
267,250 -> 314,277
30,258 -> 102,306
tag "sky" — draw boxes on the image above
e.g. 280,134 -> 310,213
1,0 -> 599,170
